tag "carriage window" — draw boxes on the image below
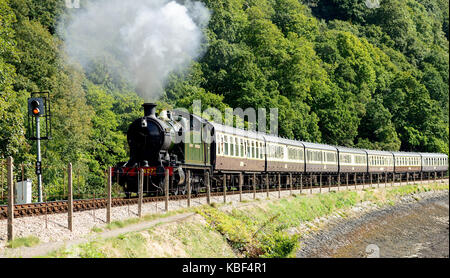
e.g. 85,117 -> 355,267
340,154 -> 351,164
326,152 -> 336,163
219,135 -> 223,155
259,143 -> 263,159
355,155 -> 363,164
240,139 -> 244,157
224,136 -> 229,155
230,136 -> 234,156
251,141 -> 255,158
246,140 -> 249,158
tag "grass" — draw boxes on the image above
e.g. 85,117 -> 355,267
91,226 -> 103,233
7,236 -> 40,248
47,217 -> 235,258
95,206 -> 196,232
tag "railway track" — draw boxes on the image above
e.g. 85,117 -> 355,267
0,177 -> 448,220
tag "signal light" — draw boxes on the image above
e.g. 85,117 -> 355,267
28,98 -> 44,117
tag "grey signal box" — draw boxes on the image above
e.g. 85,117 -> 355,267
28,97 -> 45,117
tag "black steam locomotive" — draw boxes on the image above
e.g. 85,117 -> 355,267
113,103 -> 215,196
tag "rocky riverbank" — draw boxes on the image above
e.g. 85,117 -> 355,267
296,190 -> 449,258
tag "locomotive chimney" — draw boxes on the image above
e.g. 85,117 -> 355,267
143,103 -> 157,118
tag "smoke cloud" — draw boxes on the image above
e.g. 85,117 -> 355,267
60,0 -> 210,101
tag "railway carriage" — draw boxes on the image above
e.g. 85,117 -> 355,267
365,150 -> 394,173
336,146 -> 367,173
264,136 -> 304,172
420,153 -> 448,172
212,122 -> 265,172
392,152 -> 421,173
303,142 -> 338,173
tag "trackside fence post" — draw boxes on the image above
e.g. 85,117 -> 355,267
187,170 -> 191,207
319,173 -> 322,192
223,174 -> 226,204
67,163 -> 73,231
206,171 -> 211,205
138,169 -> 143,218
319,173 -> 322,193
300,174 -> 303,194
239,173 -> 243,202
7,157 -> 14,241
165,169 -> 169,211
328,175 -> 331,192
106,167 -> 111,224
346,173 -> 349,190
337,174 -> 340,191
289,173 -> 293,196
266,174 -> 269,198
253,173 -> 256,199
278,173 -> 281,198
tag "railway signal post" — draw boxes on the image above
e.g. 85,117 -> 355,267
27,93 -> 51,203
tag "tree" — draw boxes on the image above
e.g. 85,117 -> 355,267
0,0 -> 27,159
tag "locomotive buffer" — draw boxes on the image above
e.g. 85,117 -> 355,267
27,92 -> 52,203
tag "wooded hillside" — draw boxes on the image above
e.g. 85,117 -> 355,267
0,0 -> 448,193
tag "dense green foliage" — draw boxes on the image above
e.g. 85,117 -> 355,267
0,0 -> 448,194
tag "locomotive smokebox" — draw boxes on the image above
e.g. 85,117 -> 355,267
143,103 -> 157,118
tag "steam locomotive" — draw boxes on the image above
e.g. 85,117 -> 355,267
113,103 -> 448,196
114,103 -> 215,196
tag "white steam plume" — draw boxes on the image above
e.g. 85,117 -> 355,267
60,0 -> 210,101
